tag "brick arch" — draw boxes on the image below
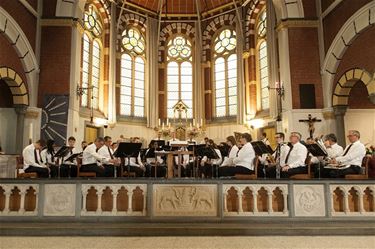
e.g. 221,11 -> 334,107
332,68 -> 375,106
322,1 -> 375,108
158,23 -> 195,62
0,67 -> 29,106
244,0 -> 266,50
202,14 -> 236,62
0,7 -> 38,106
117,13 -> 147,49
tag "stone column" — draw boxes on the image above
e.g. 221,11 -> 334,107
333,106 -> 347,147
14,105 -> 28,154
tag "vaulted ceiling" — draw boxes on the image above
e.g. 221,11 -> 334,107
121,0 -> 243,14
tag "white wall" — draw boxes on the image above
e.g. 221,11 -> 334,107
205,124 -> 251,143
345,109 -> 375,146
0,108 -> 17,154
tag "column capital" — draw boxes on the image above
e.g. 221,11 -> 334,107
333,106 -> 347,116
14,105 -> 28,115
368,93 -> 375,105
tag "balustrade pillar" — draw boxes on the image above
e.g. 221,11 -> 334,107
344,192 -> 349,214
127,188 -> 133,213
237,189 -> 243,213
283,193 -> 288,214
19,188 -> 26,213
82,189 -> 88,212
267,191 -> 273,214
253,193 -> 258,213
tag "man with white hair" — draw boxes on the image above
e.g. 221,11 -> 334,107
329,130 -> 366,178
281,132 -> 308,178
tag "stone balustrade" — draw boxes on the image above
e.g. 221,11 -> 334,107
0,180 -> 374,219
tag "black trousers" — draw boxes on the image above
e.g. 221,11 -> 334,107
281,166 -> 307,178
25,166 -> 49,178
145,163 -> 167,177
81,163 -> 105,177
219,166 -> 254,177
49,165 -> 59,178
103,164 -> 116,177
329,165 -> 361,178
200,163 -> 219,178
60,164 -> 77,177
122,165 -> 144,177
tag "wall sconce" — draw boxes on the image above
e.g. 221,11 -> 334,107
268,81 -> 284,97
76,84 -> 94,97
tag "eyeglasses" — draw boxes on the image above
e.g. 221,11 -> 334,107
275,136 -> 281,139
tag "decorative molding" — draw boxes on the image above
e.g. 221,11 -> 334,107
276,20 -> 319,32
25,107 -> 40,119
40,18 -> 77,27
44,184 -> 76,216
294,185 -> 325,217
153,184 -> 217,217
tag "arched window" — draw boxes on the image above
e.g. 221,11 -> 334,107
257,9 -> 269,110
213,29 -> 237,117
120,27 -> 146,117
80,5 -> 103,109
166,36 -> 193,119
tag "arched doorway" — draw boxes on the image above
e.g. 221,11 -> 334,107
332,68 -> 375,146
0,67 -> 29,153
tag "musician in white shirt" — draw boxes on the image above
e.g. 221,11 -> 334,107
220,136 -> 239,167
60,136 -> 80,177
98,136 -> 120,177
260,132 -> 271,146
123,138 -> 145,177
81,137 -> 117,177
40,139 -> 58,177
329,130 -> 366,178
261,132 -> 290,178
22,140 -> 49,178
145,141 -> 166,177
219,133 -> 256,177
200,139 -> 222,178
281,132 -> 308,178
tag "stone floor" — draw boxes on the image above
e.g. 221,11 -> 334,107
0,236 -> 374,249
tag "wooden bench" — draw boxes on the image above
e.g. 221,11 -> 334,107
345,156 -> 370,180
289,156 -> 312,180
77,157 -> 96,178
16,156 -> 38,178
234,158 -> 259,180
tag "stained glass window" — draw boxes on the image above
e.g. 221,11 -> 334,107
80,5 -> 103,109
213,29 -> 237,117
257,10 -> 267,38
166,36 -> 193,118
120,27 -> 145,117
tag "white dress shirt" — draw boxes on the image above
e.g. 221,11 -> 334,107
124,153 -> 144,168
82,143 -> 110,165
336,140 -> 366,168
145,149 -> 164,164
326,143 -> 344,159
97,145 -> 115,165
221,145 -> 239,167
273,143 -> 290,167
286,142 -> 308,168
233,142 -> 256,171
62,147 -> 80,165
22,144 -> 46,170
201,148 -> 222,166
174,147 -> 191,167
41,149 -> 56,166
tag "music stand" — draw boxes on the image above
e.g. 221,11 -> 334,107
64,152 -> 82,178
306,143 -> 327,179
149,140 -> 165,148
54,146 -> 70,178
251,141 -> 273,179
114,142 -> 142,178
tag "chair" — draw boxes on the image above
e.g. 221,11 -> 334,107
16,156 -> 38,178
289,156 -> 312,180
235,158 -> 258,180
76,157 -> 96,178
345,156 -> 369,180
120,157 -> 136,177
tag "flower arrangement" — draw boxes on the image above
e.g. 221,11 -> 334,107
366,145 -> 375,156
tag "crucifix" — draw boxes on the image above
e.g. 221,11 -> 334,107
299,114 -> 322,139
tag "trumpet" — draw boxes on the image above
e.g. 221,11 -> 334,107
266,154 -> 276,164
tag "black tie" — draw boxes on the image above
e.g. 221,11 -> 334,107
108,147 -> 114,159
285,145 -> 294,164
34,149 -> 39,164
275,144 -> 281,161
342,144 -> 353,156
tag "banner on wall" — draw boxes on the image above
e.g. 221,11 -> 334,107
40,95 -> 69,146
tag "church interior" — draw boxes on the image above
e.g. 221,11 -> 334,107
0,0 -> 375,248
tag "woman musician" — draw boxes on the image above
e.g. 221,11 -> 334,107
40,139 -> 58,178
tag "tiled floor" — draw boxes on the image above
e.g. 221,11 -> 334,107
0,236 -> 374,249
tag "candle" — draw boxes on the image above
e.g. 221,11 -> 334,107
29,123 -> 33,140
193,119 -> 196,126
158,118 -> 161,126
190,122 -> 192,128
166,118 -> 169,126
200,118 -> 203,126
162,122 -> 165,130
